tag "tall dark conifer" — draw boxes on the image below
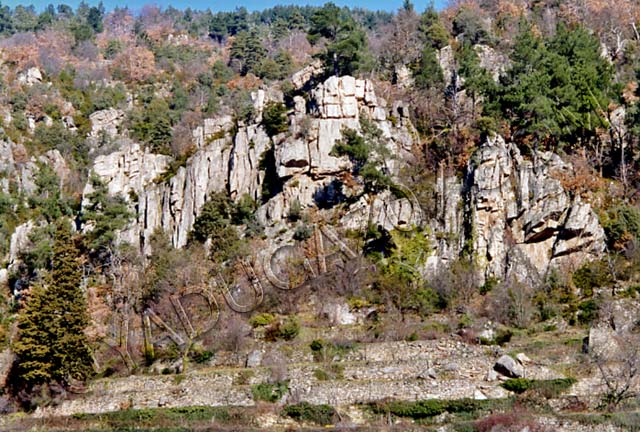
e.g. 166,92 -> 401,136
12,222 -> 93,397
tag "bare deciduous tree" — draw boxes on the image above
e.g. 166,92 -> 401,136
591,331 -> 640,409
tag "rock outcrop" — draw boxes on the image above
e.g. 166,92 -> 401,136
17,67 -> 42,86
80,72 -> 604,282
0,139 -> 69,195
89,108 -> 125,137
85,74 -> 416,252
428,135 -> 606,282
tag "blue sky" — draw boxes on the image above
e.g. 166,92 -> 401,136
1,0 -> 448,13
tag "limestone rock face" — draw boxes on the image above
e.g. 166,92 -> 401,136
291,59 -> 324,90
192,115 -> 233,148
82,75 -> 415,254
8,220 -> 35,265
79,71 -> 603,285
17,67 -> 42,86
89,109 -> 125,137
429,135 -> 605,282
394,65 -> 414,88
275,137 -> 309,178
437,45 -> 456,87
0,140 -> 69,195
85,123 -> 271,252
341,191 -> 423,233
588,299 -> 640,359
85,141 -> 170,197
474,45 -> 510,82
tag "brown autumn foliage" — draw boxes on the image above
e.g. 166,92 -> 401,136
227,74 -> 262,91
1,39 -> 38,70
112,45 -> 157,82
85,284 -> 111,343
551,154 -> 605,199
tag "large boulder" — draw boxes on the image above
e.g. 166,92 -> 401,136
494,354 -> 524,378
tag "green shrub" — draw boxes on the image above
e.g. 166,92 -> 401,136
602,205 -> 640,250
262,102 -> 289,136
369,398 -> 513,420
495,328 -> 513,346
192,350 -> 214,364
572,261 -> 611,296
288,199 -> 302,222
283,402 -> 337,425
251,381 -> 289,403
370,399 -> 446,418
293,224 -> 313,241
310,339 -> 324,352
480,276 -> 499,295
313,368 -> 330,381
265,317 -> 300,341
279,317 -> 300,341
313,364 -> 344,381
250,313 -> 276,327
501,378 -> 576,398
577,299 -> 599,326
72,406 -> 236,425
533,378 -> 577,398
501,378 -> 532,394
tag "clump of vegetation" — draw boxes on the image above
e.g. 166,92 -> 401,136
293,223 -> 314,241
332,117 -> 393,194
501,378 -> 577,398
265,317 -> 300,341
369,398 -> 513,420
251,381 -> 289,403
249,313 -> 276,328
72,406 -> 241,426
572,261 -> 612,297
282,402 -> 337,425
261,102 -> 289,136
189,192 -> 261,263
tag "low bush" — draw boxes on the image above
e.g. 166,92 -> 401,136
250,313 -> 276,327
501,378 -> 577,398
265,317 -> 300,341
369,398 -> 513,420
72,405 -> 238,426
313,364 -> 344,381
310,339 -> 324,352
282,402 -> 337,425
251,381 -> 289,403
192,350 -> 214,364
262,102 -> 289,136
577,299 -> 599,326
501,378 -> 532,394
293,224 -> 313,241
572,261 -> 612,296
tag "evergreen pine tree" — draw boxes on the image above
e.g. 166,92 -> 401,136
12,222 -> 93,395
414,46 -> 444,89
82,175 -> 132,261
419,1 -> 449,50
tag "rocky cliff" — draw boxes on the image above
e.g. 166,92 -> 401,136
84,74 -> 415,253
0,72 -> 607,285
428,135 -> 605,282
80,75 -> 606,282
